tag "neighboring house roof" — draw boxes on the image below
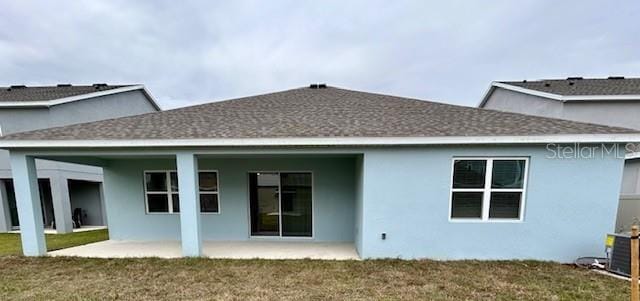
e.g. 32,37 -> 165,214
0,86 -> 638,148
479,77 -> 640,107
0,84 -> 161,110
502,77 -> 640,96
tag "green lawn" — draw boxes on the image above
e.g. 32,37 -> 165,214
0,230 -> 629,300
0,229 -> 108,256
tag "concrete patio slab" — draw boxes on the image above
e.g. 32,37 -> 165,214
48,240 -> 360,260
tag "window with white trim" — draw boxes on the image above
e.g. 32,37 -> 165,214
450,158 -> 528,221
144,171 -> 219,214
198,171 -> 219,213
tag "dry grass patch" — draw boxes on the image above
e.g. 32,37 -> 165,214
0,257 -> 628,300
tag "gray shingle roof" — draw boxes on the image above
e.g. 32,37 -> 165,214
0,84 -> 132,102
1,86 -> 636,141
501,77 -> 640,96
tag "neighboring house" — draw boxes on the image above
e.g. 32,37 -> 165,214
0,84 -> 161,233
1,85 -> 638,262
479,77 -> 640,232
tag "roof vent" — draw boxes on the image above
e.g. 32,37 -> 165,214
608,76 -> 625,80
567,77 -> 583,80
10,85 -> 27,89
544,83 -> 551,87
568,82 -> 575,86
93,83 -> 108,89
57,84 -> 72,87
309,83 -> 327,89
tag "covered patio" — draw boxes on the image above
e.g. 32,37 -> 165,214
49,240 -> 359,260
7,148 -> 362,258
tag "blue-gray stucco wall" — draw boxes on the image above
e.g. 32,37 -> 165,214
359,145 -> 624,262
103,156 -> 356,241
100,145 -> 624,262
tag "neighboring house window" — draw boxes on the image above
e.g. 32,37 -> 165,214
144,171 -> 219,214
449,158 -> 528,221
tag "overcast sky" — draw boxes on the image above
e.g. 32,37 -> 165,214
1,1 -> 638,109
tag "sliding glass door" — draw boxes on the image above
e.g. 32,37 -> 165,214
280,173 -> 312,237
249,173 -> 280,236
249,172 -> 312,237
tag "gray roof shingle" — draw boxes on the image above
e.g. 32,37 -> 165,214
1,86 -> 636,141
0,84 -> 132,102
501,77 -> 640,96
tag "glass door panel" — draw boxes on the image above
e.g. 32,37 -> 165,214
4,180 -> 19,227
280,173 -> 312,237
249,173 -> 280,236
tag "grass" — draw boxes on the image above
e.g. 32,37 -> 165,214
0,230 -> 628,300
0,229 -> 108,256
0,257 -> 629,300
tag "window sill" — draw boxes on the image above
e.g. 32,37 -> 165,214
145,212 -> 221,215
449,218 -> 523,223
249,236 -> 315,241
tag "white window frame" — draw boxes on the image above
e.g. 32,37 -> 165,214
143,170 -> 220,215
247,171 -> 315,239
448,157 -> 529,223
143,170 -> 177,214
199,170 -> 221,215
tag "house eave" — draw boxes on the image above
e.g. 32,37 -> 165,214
0,134 -> 639,149
479,82 -> 640,107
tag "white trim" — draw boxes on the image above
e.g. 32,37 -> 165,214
620,194 -> 640,200
143,170 -> 175,214
479,81 -> 640,107
2,134 -> 640,149
198,170 -> 221,215
477,84 -> 498,108
563,95 -> 640,101
491,82 -> 565,101
626,152 -> 640,159
481,160 -> 493,220
448,157 -> 529,223
143,170 -> 220,214
247,171 -> 314,239
139,86 -> 162,111
0,85 -> 162,110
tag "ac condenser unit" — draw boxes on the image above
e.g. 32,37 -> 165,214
606,233 -> 635,277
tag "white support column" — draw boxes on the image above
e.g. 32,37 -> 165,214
10,152 -> 46,256
176,152 -> 202,257
50,173 -> 73,233
0,180 -> 12,232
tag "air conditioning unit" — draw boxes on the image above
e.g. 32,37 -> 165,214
606,233 -> 636,277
